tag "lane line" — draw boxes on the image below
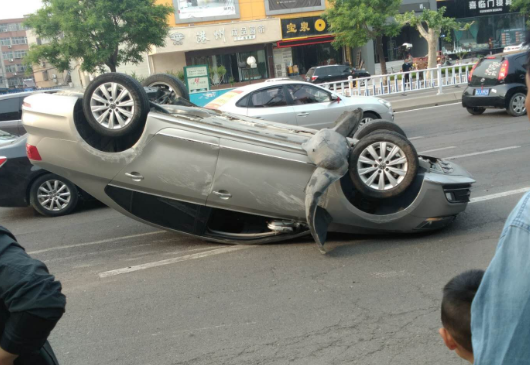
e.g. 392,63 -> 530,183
446,146 -> 520,160
28,231 -> 166,255
409,136 -> 424,140
394,102 -> 461,114
471,187 -> 530,204
99,246 -> 251,278
419,146 -> 456,154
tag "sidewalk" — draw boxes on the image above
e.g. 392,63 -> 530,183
380,86 -> 464,112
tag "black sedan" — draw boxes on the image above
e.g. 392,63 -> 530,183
0,131 -> 88,217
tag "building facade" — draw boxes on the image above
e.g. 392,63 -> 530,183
438,0 -> 525,56
151,0 -> 348,85
0,18 -> 31,89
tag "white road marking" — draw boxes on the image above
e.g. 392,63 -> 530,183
446,146 -> 521,160
28,231 -> 166,255
471,187 -> 530,204
99,245 -> 251,278
419,146 -> 456,154
394,102 -> 461,114
409,136 -> 424,140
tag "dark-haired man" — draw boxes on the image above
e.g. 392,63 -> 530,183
0,226 -> 66,365
470,35 -> 530,365
439,270 -> 484,363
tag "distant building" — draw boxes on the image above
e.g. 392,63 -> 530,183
0,18 -> 33,89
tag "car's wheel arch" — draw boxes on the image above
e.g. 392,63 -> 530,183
504,86 -> 527,109
362,110 -> 381,119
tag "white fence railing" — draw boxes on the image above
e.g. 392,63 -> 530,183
321,63 -> 474,97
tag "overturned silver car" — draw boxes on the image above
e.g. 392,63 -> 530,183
22,73 -> 474,253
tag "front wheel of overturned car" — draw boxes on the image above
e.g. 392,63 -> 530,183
142,73 -> 190,103
353,119 -> 407,140
349,131 -> 418,199
507,93 -> 527,117
82,73 -> 150,137
466,107 -> 486,115
29,174 -> 79,217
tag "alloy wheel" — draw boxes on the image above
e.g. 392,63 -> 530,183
357,141 -> 408,191
148,82 -> 179,104
89,82 -> 135,130
360,117 -> 373,126
512,95 -> 526,115
37,180 -> 72,212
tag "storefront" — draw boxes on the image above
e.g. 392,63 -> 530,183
273,16 -> 341,77
149,18 -> 282,85
438,0 -> 526,56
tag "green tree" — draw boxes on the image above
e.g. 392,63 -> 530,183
512,0 -> 530,26
25,0 -> 173,73
322,0 -> 402,76
396,7 -> 471,70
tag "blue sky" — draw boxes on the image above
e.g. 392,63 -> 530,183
0,0 -> 43,20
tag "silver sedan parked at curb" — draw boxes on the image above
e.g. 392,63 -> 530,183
204,80 -> 394,129
22,73 -> 474,253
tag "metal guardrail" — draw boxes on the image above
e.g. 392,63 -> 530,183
321,63 -> 475,97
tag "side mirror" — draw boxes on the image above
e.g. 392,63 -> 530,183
331,94 -> 341,102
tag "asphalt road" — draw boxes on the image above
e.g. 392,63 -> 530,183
2,104 -> 530,365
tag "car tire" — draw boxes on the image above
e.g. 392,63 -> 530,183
142,73 -> 190,103
507,92 -> 527,117
349,131 -> 418,199
466,107 -> 486,115
29,174 -> 79,217
82,73 -> 150,137
353,119 -> 407,140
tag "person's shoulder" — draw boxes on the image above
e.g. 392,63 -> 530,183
0,226 -> 16,242
503,191 -> 530,234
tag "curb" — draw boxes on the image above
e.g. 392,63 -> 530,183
389,91 -> 463,112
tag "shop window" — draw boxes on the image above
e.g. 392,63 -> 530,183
287,85 -> 331,105
249,87 -> 287,108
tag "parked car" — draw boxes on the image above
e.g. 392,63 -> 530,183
306,65 -> 371,85
0,131 -> 89,217
462,50 -> 527,117
22,73 -> 475,252
204,80 -> 393,129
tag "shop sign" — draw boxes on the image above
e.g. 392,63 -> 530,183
184,65 -> 210,94
467,0 -> 512,15
399,2 -> 430,13
281,17 -> 329,40
169,32 -> 185,45
265,0 -> 324,15
172,0 -> 240,24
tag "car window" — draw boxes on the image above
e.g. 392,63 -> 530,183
0,98 -> 21,122
249,87 -> 287,108
287,85 -> 331,105
235,94 -> 250,108
513,55 -> 526,72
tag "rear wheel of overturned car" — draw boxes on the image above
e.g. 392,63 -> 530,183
353,119 -> 407,140
142,73 -> 190,104
349,131 -> 418,199
82,73 -> 150,137
30,174 -> 79,217
507,93 -> 527,117
466,107 -> 486,115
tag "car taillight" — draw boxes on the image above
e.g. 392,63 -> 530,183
26,144 -> 42,161
0,157 -> 6,168
498,60 -> 509,81
311,76 -> 318,81
468,63 -> 478,83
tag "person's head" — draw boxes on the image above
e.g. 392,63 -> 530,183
439,269 -> 485,363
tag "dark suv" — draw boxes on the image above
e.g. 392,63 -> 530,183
462,51 -> 527,117
306,65 -> 371,84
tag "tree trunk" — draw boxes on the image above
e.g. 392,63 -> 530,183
375,35 -> 387,75
427,29 -> 438,70
108,63 -> 117,72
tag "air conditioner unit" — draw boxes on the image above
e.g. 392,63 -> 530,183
7,45 -> 11,49
9,59 -> 13,62
13,73 -> 17,76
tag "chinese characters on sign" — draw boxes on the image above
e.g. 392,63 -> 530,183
184,65 -> 210,94
169,32 -> 185,45
281,17 -> 329,39
468,0 -> 510,14
231,26 -> 266,41
214,28 -> 225,42
196,31 -> 209,44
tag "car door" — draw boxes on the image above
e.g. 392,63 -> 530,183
245,86 -> 297,125
206,137 -> 313,220
110,128 -> 220,205
287,84 -> 346,129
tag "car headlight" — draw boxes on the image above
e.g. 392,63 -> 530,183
377,99 -> 392,110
